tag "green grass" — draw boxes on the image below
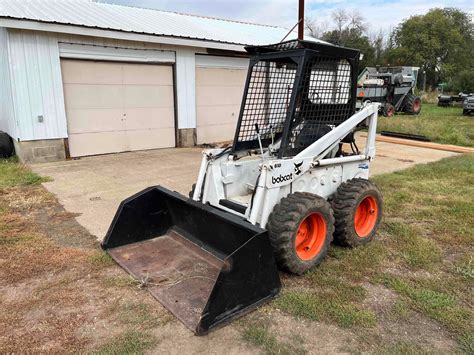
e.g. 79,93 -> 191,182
377,103 -> 474,147
91,330 -> 156,354
0,157 -> 50,189
381,274 -> 472,347
378,341 -> 431,355
102,275 -> 137,288
372,154 -> 474,350
88,250 -> 115,268
275,289 -> 376,328
241,320 -> 307,355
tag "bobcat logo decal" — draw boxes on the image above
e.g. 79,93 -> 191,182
294,161 -> 303,176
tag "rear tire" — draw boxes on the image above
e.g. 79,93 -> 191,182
405,94 -> 422,115
383,102 -> 395,117
267,192 -> 334,275
0,132 -> 14,158
332,179 -> 383,248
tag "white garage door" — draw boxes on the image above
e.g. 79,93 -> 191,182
61,59 -> 175,157
195,58 -> 248,144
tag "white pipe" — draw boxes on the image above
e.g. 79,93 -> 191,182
314,154 -> 367,166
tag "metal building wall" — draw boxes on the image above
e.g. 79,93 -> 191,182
0,27 -> 17,139
6,29 -> 204,142
8,29 -> 68,141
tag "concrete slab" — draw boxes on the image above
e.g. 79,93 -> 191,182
31,141 -> 458,240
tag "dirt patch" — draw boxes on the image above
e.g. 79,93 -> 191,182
2,185 -> 97,249
0,183 -> 260,353
357,283 -> 458,353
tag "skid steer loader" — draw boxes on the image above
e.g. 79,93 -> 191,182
102,40 -> 383,335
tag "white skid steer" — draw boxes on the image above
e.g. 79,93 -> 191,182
102,40 -> 383,335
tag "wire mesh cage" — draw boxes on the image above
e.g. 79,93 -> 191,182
235,57 -> 299,150
284,55 -> 354,156
233,41 -> 359,157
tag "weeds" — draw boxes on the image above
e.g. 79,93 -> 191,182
89,251 -> 114,267
0,157 -> 50,189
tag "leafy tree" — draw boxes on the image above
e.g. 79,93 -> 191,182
387,8 -> 473,89
450,70 -> 474,93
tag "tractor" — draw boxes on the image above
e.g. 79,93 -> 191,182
357,66 -> 421,117
102,40 -> 383,335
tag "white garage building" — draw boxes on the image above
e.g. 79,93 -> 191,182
0,0 -> 316,162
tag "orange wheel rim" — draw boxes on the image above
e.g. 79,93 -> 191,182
354,196 -> 378,238
295,213 -> 327,261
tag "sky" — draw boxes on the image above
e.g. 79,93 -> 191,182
100,0 -> 473,36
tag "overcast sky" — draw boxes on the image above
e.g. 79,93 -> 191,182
100,0 -> 473,36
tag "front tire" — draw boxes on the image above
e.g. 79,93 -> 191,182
332,179 -> 383,248
267,192 -> 334,275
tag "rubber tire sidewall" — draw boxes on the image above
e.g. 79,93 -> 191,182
267,192 -> 334,275
345,188 -> 383,246
0,132 -> 14,158
332,179 -> 383,248
289,206 -> 333,273
405,94 -> 422,115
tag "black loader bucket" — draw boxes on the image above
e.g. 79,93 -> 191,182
102,186 -> 281,335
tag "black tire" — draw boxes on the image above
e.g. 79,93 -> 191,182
405,94 -> 422,115
383,102 -> 395,117
267,192 -> 334,275
332,179 -> 383,248
0,132 -> 14,158
189,183 -> 196,198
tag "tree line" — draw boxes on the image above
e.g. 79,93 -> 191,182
306,8 -> 474,93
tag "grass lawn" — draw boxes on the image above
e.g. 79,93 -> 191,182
1,154 -> 473,353
378,103 -> 474,147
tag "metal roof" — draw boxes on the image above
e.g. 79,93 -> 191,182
0,0 -> 322,48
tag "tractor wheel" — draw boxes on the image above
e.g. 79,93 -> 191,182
383,103 -> 395,117
267,192 -> 334,275
405,94 -> 422,115
332,179 -> 383,248
0,132 -> 14,158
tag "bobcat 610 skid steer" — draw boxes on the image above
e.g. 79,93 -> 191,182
102,40 -> 383,335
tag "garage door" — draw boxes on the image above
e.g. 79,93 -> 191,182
196,61 -> 247,144
61,60 -> 175,157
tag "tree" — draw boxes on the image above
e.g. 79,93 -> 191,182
305,16 -> 328,39
387,8 -> 473,89
318,10 -> 375,70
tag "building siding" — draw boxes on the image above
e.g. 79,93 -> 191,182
8,29 -> 67,141
6,29 -> 206,141
0,27 -> 17,138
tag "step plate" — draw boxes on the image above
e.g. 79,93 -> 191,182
108,229 -> 223,331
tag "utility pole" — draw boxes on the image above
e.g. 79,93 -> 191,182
298,0 -> 304,40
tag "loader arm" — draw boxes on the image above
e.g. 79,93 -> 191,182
295,102 -> 379,161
